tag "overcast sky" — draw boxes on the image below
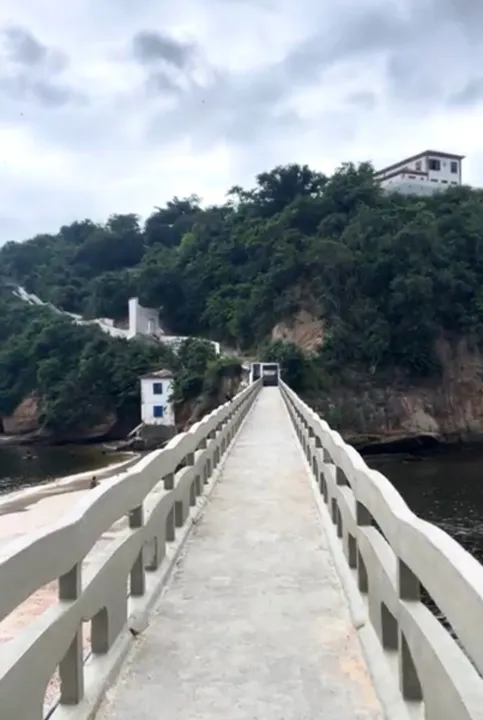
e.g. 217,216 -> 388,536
1,0 -> 483,243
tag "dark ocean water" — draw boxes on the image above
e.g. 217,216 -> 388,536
368,445 -> 483,563
0,445 -> 118,495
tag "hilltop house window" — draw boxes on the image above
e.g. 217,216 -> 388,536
428,158 -> 441,171
153,382 -> 163,394
153,406 -> 164,418
415,161 -> 422,170
450,161 -> 458,173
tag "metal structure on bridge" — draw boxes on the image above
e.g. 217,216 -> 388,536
248,361 -> 280,386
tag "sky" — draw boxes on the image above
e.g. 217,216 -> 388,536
1,0 -> 483,243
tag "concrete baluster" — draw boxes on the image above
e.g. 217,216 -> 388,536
307,426 -> 315,465
58,563 -> 84,705
356,502 -> 371,594
129,505 -> 145,596
398,559 -> 423,701
166,506 -> 175,541
314,436 -> 325,495
163,472 -> 174,490
197,436 -> 209,486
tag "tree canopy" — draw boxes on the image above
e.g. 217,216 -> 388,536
2,160 -> 483,423
0,287 -> 227,436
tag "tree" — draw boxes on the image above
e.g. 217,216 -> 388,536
3,159 -> 483,396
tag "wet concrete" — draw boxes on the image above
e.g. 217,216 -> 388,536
99,389 -> 383,720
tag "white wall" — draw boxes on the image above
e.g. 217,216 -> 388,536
128,297 -> 161,338
15,288 -> 221,353
425,155 -> 461,186
140,377 -> 175,426
380,176 -> 439,196
378,154 -> 462,195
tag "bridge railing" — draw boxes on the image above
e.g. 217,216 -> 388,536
0,380 -> 260,720
280,380 -> 483,720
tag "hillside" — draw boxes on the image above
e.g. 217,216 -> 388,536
0,285 -> 237,443
3,161 -> 483,445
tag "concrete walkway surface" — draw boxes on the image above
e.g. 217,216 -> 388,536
98,388 -> 384,720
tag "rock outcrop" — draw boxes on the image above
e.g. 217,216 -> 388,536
271,310 -> 324,354
1,395 -> 118,445
2,394 -> 40,435
311,337 -> 483,448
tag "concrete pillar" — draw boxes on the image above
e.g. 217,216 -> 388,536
58,563 -> 84,705
129,506 -> 145,597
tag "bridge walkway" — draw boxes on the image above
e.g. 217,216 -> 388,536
98,388 -> 383,720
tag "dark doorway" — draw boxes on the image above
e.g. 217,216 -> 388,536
262,363 -> 279,386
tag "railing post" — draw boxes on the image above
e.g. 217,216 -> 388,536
163,472 -> 174,490
166,506 -> 175,541
336,466 -> 348,486
398,559 -> 423,701
356,502 -> 371,594
314,436 -> 324,494
129,505 -> 145,596
59,563 -> 84,705
398,559 -> 420,601
198,436 -> 209,487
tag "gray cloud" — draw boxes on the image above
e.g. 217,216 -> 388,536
448,79 -> 483,107
2,26 -> 67,73
0,26 -> 84,109
1,0 -> 483,244
147,71 -> 184,95
108,0 -> 483,157
132,30 -> 196,69
3,26 -> 47,66
346,92 -> 377,110
134,6 -> 395,149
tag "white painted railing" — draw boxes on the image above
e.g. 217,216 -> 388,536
281,380 -> 483,720
0,381 -> 260,720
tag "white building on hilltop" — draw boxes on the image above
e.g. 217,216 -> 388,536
140,369 -> 175,427
374,150 -> 465,196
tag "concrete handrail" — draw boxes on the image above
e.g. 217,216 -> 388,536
0,380 -> 261,720
280,380 -> 483,720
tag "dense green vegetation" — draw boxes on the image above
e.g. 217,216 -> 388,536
2,160 -> 483,427
0,289 -> 229,437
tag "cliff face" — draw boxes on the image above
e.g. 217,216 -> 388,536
2,394 -> 40,435
310,337 -> 483,448
271,310 -> 324,353
1,394 -> 117,445
177,373 -> 243,431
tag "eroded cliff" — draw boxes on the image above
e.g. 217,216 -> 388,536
310,337 -> 483,448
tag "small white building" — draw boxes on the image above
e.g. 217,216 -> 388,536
140,369 -> 175,426
374,150 -> 465,196
128,297 -> 161,339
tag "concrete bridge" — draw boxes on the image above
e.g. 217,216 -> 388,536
1,382 -> 483,720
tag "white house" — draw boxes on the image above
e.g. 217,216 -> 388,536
140,369 -> 175,427
374,150 -> 465,196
